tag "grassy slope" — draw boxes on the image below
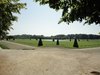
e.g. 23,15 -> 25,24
0,43 -> 9,49
10,39 -> 100,48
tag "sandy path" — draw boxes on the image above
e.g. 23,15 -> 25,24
0,47 -> 100,75
0,40 -> 34,50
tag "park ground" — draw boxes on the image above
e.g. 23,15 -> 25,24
9,39 -> 100,48
0,41 -> 100,75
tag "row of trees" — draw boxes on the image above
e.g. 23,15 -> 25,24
7,34 -> 100,40
38,37 -> 79,48
38,38 -> 78,48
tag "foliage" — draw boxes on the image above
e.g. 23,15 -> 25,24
56,39 -> 59,45
6,36 -> 15,40
12,34 -> 100,39
38,38 -> 43,46
0,0 -> 26,39
52,39 -> 55,42
35,0 -> 100,25
73,38 -> 79,48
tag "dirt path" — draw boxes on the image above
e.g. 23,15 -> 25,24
0,40 -> 34,50
0,47 -> 100,75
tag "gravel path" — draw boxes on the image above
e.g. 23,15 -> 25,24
0,47 -> 100,75
0,40 -> 34,50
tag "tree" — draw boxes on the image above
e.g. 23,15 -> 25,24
52,38 -> 55,42
6,36 -> 15,40
38,38 -> 43,46
0,0 -> 26,39
73,38 -> 79,48
35,0 -> 100,25
56,39 -> 59,45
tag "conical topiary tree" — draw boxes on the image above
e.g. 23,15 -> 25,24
87,39 -> 89,41
56,39 -> 59,45
38,38 -> 43,46
73,38 -> 79,48
70,37 -> 71,42
78,39 -> 80,41
53,38 -> 55,42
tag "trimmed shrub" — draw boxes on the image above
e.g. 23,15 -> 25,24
73,38 -> 79,48
78,39 -> 80,41
56,39 -> 59,45
53,39 -> 55,42
70,38 -> 71,41
38,38 -> 43,46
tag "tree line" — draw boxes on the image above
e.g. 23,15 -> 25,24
6,34 -> 100,40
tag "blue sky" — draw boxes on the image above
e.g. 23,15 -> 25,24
9,0 -> 100,36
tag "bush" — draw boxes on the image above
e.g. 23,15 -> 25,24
53,39 -> 55,42
56,39 -> 59,45
38,38 -> 43,46
73,38 -> 79,48
70,38 -> 71,41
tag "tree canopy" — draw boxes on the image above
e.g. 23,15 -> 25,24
0,0 -> 26,39
35,0 -> 100,25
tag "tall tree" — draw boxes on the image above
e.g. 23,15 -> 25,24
35,0 -> 100,25
0,0 -> 26,39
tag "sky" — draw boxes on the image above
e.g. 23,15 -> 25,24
9,0 -> 100,36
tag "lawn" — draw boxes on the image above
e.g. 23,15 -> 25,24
0,43 -> 9,49
9,39 -> 100,48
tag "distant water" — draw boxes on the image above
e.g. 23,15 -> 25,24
43,39 -> 69,41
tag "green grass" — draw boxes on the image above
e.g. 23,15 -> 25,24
0,43 -> 9,49
78,40 -> 100,48
10,39 -> 100,48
